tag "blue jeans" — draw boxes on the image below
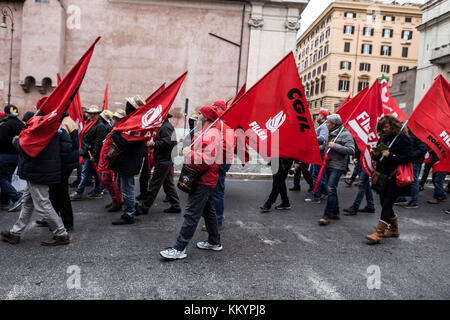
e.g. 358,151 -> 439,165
116,174 -> 136,217
323,168 -> 344,218
350,162 -> 361,182
311,161 -> 327,199
212,163 -> 231,227
432,171 -> 447,201
76,159 -> 102,195
0,154 -> 21,204
174,184 -> 220,251
351,170 -> 374,210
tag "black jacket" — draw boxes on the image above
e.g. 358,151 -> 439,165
409,132 -> 428,164
110,132 -> 146,176
81,119 -> 110,161
60,128 -> 79,174
16,133 -> 67,185
153,118 -> 177,163
0,117 -> 25,154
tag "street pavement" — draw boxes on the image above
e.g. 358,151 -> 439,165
0,178 -> 449,300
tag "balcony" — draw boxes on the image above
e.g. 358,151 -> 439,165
430,44 -> 450,66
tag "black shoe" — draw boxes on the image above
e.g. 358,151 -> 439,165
163,196 -> 170,203
163,207 -> 181,214
307,186 -> 313,193
112,214 -> 135,225
404,202 -> 418,209
358,207 -> 375,213
275,203 -> 291,210
343,207 -> 357,216
65,226 -> 74,232
394,199 -> 408,206
260,205 -> 271,213
107,202 -> 122,212
289,187 -> 300,191
136,204 -> 149,216
36,220 -> 49,227
136,193 -> 147,201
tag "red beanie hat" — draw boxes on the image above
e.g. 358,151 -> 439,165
0,111 -> 5,118
213,100 -> 227,111
200,105 -> 219,122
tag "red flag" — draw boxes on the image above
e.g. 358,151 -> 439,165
58,73 -> 84,132
380,74 -> 407,121
146,83 -> 166,104
20,37 -> 101,157
344,80 -> 384,176
335,86 -> 368,124
221,52 -> 321,164
103,84 -> 108,110
113,72 -> 187,141
231,83 -> 246,106
408,74 -> 450,161
433,157 -> 450,173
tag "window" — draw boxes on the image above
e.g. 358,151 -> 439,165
340,61 -> 351,70
383,29 -> 393,38
381,45 -> 392,56
360,63 -> 371,71
320,34 -> 324,43
318,49 -> 323,59
345,12 -> 356,18
363,27 -> 374,36
321,78 -> 326,92
398,66 -> 409,73
323,63 -> 327,71
313,53 -> 317,63
324,44 -> 329,55
339,80 -> 350,91
361,44 -> 372,54
315,39 -> 319,47
405,17 -> 412,23
358,81 -> 369,91
315,82 -> 320,95
402,30 -> 413,40
366,14 -> 375,21
344,42 -> 351,52
308,72 -> 311,80
381,64 -> 390,73
383,15 -> 395,22
321,22 -> 325,29
317,66 -> 322,74
344,25 -> 355,34
402,47 -> 408,58
327,15 -> 331,23
312,69 -> 316,78
326,28 -> 330,38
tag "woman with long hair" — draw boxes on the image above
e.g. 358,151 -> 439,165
367,115 -> 413,244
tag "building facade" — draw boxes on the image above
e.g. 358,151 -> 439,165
296,0 -> 422,115
389,66 -> 417,116
414,0 -> 450,106
0,0 -> 307,126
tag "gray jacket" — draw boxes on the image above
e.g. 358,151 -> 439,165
326,125 -> 355,170
316,121 -> 329,154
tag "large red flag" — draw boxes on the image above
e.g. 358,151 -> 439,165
221,52 -> 321,164
103,84 -> 108,110
20,37 -> 101,157
57,73 -> 84,132
231,83 -> 246,105
344,79 -> 384,176
380,74 -> 407,121
336,86 -> 368,124
113,72 -> 187,141
146,83 -> 166,104
408,74 -> 450,161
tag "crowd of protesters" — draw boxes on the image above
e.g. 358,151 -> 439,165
0,98 -> 448,259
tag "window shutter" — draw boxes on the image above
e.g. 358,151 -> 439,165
371,28 -> 374,36
368,64 -> 371,72
351,26 -> 355,34
369,45 -> 372,54
348,62 -> 351,70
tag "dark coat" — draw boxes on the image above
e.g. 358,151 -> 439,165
0,117 -> 25,154
153,118 -> 177,163
110,132 -> 146,176
60,128 -> 79,174
373,133 -> 413,197
16,133 -> 66,186
81,119 -> 110,161
410,132 -> 428,164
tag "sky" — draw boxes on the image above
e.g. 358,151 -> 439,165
297,0 -> 427,38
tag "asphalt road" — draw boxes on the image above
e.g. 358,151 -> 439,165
0,178 -> 449,300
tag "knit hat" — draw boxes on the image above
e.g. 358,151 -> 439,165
199,105 -> 219,122
327,114 -> 342,126
4,105 -> 19,117
213,100 -> 227,112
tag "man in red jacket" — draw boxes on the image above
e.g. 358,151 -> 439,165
160,105 -> 222,260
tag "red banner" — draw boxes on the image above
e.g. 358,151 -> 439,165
146,83 -> 166,104
103,83 -> 108,110
57,73 -> 84,132
380,75 -> 407,121
336,86 -> 368,125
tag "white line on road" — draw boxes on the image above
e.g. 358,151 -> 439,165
305,270 -> 344,300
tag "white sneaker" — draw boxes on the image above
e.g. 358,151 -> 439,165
160,247 -> 187,260
196,241 -> 223,251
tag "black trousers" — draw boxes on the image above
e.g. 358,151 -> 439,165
266,159 -> 293,207
293,163 -> 313,189
142,161 -> 180,210
419,162 -> 433,186
139,155 -> 149,195
49,171 -> 74,228
379,193 -> 396,223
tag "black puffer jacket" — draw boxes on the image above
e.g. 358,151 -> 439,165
80,119 -> 110,161
60,129 -> 79,174
409,132 -> 428,164
153,118 -> 177,163
110,132 -> 146,176
0,117 -> 25,154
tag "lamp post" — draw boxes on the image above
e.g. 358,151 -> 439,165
1,6 -> 14,106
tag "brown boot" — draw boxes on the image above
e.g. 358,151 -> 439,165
1,231 -> 20,244
366,220 -> 389,244
383,217 -> 400,238
41,234 -> 70,246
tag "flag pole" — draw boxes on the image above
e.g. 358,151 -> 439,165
380,119 -> 409,161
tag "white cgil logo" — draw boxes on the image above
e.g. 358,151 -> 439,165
265,110 -> 286,133
142,105 -> 163,129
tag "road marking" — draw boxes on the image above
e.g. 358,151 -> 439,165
5,285 -> 27,300
305,270 -> 343,300
403,217 -> 450,233
399,233 -> 427,244
294,231 -> 316,244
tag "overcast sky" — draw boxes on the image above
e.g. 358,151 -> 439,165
297,0 -> 427,38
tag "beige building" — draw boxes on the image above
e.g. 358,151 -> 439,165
0,0 -> 308,126
296,0 -> 422,114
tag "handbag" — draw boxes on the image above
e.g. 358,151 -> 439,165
371,170 -> 396,195
396,162 -> 414,187
106,142 -> 123,168
177,165 -> 201,193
